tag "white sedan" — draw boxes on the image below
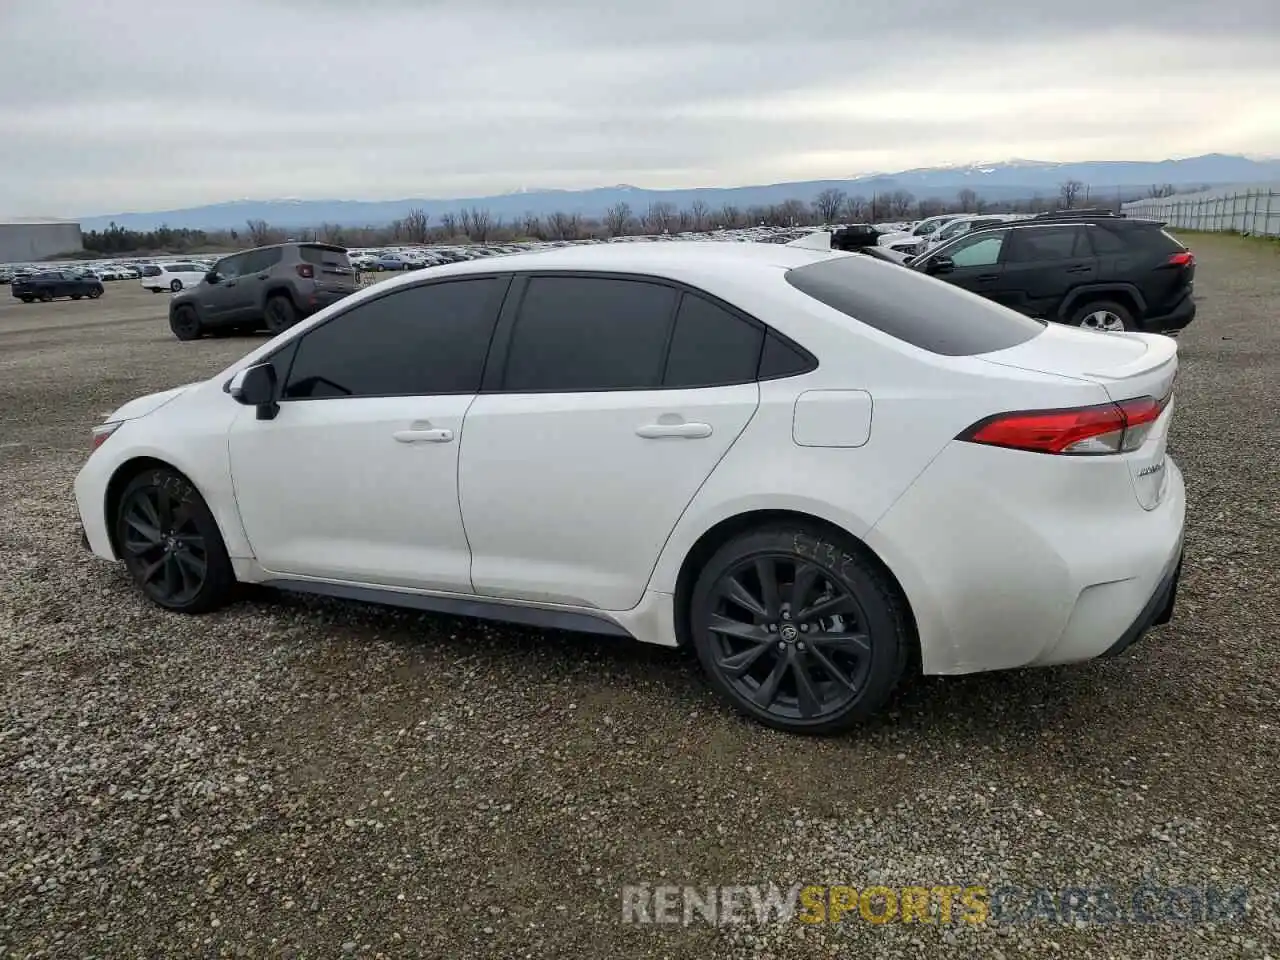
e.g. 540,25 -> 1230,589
73,242 -> 1184,734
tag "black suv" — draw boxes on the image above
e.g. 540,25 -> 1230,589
168,242 -> 356,341
901,211 -> 1196,333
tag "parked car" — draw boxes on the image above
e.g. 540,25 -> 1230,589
12,270 -> 104,303
168,242 -> 357,340
348,252 -> 377,272
917,214 -> 1029,254
374,252 -> 414,271
140,262 -> 211,293
907,211 -> 1196,333
876,214 -> 964,256
75,242 -> 1184,734
830,224 -> 885,251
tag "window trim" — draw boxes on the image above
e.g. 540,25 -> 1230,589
270,272 -> 514,402
480,269 -> 817,395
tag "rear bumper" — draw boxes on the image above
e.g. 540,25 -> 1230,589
1100,546 -> 1183,657
1141,295 -> 1196,334
303,288 -> 355,314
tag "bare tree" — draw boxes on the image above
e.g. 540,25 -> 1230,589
841,195 -> 868,222
1058,180 -> 1084,209
1147,183 -> 1176,199
956,188 -> 978,213
888,190 -> 915,218
439,212 -> 458,237
719,203 -> 741,228
522,211 -> 545,240
245,219 -> 273,246
641,201 -> 676,234
689,199 -> 711,232
458,208 -> 473,237
780,198 -> 808,225
812,187 -> 847,223
676,207 -> 693,232
603,202 -> 632,237
402,208 -> 430,244
547,211 -> 579,240
467,207 -> 493,242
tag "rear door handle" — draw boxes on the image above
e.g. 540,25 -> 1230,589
636,421 -> 713,439
393,427 -> 454,443
1066,265 -> 1094,274
976,274 -> 999,282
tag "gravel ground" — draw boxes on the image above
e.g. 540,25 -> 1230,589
1,235 -> 1278,959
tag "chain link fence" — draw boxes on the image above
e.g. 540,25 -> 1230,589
1122,185 -> 1280,237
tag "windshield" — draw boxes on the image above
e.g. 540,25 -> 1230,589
936,220 -> 973,241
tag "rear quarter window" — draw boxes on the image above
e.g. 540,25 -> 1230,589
785,254 -> 1044,357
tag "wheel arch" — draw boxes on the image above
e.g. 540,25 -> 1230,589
262,283 -> 299,309
1059,283 -> 1146,321
103,456 -> 228,560
669,508 -> 919,666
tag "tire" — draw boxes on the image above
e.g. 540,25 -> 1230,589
264,295 -> 298,334
21,296 -> 33,303
1069,299 -> 1133,333
89,287 -> 102,299
170,279 -> 183,292
71,294 -> 82,300
115,467 -> 234,613
170,304 -> 203,341
688,524 -> 912,735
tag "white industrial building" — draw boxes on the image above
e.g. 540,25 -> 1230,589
0,218 -> 84,263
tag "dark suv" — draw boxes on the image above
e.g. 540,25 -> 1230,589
168,242 -> 356,341
903,211 -> 1196,334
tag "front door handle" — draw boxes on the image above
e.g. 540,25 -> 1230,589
636,421 -> 713,439
1066,265 -> 1094,274
393,427 -> 454,443
976,274 -> 1000,282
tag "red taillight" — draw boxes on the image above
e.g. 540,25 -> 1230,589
296,264 -> 315,279
1168,251 -> 1194,267
91,422 -> 121,451
958,396 -> 1167,455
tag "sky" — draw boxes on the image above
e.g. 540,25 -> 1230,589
1,0 -> 1278,218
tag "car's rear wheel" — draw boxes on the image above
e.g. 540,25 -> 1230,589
264,295 -> 297,334
1070,299 -> 1133,333
689,524 -> 911,734
170,279 -> 183,292
115,468 -> 234,613
170,305 -> 203,341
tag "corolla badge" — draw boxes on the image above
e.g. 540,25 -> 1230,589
1137,459 -> 1166,478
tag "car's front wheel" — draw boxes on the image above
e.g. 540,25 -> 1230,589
689,524 -> 912,734
170,304 -> 203,340
39,290 -> 53,302
88,287 -> 102,299
170,279 -> 183,292
115,467 -> 235,613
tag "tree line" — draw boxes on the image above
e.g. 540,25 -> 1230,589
80,181 -> 1202,256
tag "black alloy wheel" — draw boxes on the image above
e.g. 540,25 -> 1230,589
170,305 -> 202,340
115,469 -> 234,612
690,526 -> 910,734
264,295 -> 297,334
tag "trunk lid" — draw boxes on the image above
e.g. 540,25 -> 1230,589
300,244 -> 356,291
979,324 -> 1177,510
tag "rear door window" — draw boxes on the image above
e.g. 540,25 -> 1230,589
1003,226 -> 1088,262
501,276 -> 677,392
785,254 -> 1043,356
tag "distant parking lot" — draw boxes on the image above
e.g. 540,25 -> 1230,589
1,234 -> 1278,959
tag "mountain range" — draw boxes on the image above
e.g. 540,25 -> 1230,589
79,153 -> 1280,232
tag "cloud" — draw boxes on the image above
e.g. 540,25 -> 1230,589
0,0 -> 1276,216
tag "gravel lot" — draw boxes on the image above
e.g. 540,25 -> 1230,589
2,235 -> 1278,959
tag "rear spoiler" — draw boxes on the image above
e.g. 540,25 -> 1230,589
1081,333 -> 1178,380
786,230 -> 834,251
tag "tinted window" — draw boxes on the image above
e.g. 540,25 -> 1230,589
283,277 -> 506,399
785,254 -> 1043,357
214,254 -> 247,279
502,276 -> 677,392
758,330 -> 816,379
1004,226 -> 1086,263
662,293 -> 763,388
241,248 -> 282,273
141,265 -> 162,277
300,245 -> 350,267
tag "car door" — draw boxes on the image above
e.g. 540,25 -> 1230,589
459,274 -> 761,611
228,275 -> 510,590
920,229 -> 1009,297
232,247 -> 281,317
201,254 -> 248,322
995,225 -> 1095,316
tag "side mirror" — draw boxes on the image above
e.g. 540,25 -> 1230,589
228,362 -> 279,420
927,256 -> 955,275
204,271 -> 220,284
